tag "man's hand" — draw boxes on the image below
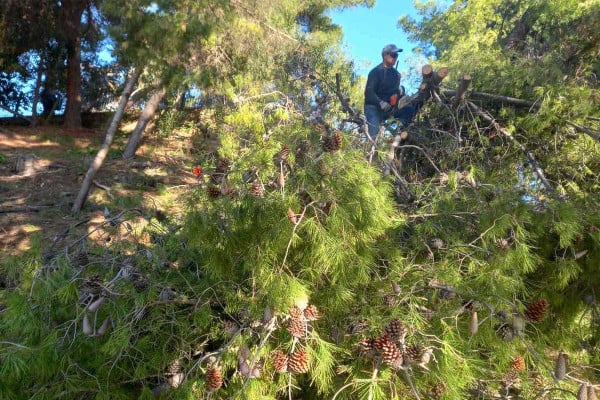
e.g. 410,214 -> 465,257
379,101 -> 392,112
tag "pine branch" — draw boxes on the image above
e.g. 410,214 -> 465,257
467,101 -> 554,193
566,120 -> 600,142
445,89 -> 540,110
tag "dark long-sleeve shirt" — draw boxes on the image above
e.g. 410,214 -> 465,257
364,63 -> 401,107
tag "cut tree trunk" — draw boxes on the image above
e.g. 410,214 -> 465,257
71,67 -> 141,214
398,65 -> 449,110
122,87 -> 167,159
452,74 -> 472,108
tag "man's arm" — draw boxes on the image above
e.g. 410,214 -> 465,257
364,68 -> 382,105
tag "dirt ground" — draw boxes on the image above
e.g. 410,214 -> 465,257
0,123 -> 198,260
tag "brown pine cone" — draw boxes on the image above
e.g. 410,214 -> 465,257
278,144 -> 290,161
357,338 -> 375,356
524,299 -> 549,322
271,350 -> 288,373
73,252 -> 89,267
431,383 -> 445,400
207,186 -> 221,198
502,370 -> 520,388
373,333 -> 392,351
384,319 -> 407,343
380,340 -> 403,368
321,132 -> 342,152
250,182 -> 264,197
511,355 -> 526,371
288,349 -> 310,374
287,306 -> 306,338
403,344 -> 425,366
496,323 -> 516,341
303,304 -> 320,321
132,274 -> 149,292
205,366 -> 223,391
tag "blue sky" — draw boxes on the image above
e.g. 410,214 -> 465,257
328,0 -> 440,90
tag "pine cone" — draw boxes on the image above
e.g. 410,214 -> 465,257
295,140 -> 310,165
380,339 -> 403,368
222,186 -> 236,198
316,159 -> 330,176
250,182 -> 264,197
276,144 -> 290,162
303,304 -> 320,321
589,385 -> 597,400
403,344 -> 425,366
216,157 -> 231,173
502,370 -> 520,388
431,383 -> 445,400
469,311 -> 479,335
554,352 -> 567,380
578,384 -> 588,400
382,294 -> 398,307
205,366 -> 223,391
286,306 -> 306,338
132,274 -> 149,292
73,252 -> 89,267
207,186 -> 221,198
373,333 -> 392,351
80,275 -> 103,297
322,132 -> 342,152
511,355 -> 526,371
357,338 -> 375,356
531,372 -> 546,394
524,299 -> 549,322
384,319 -> 407,343
496,323 -> 516,341
271,350 -> 288,373
288,349 -> 310,374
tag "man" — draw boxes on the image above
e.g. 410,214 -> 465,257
364,44 -> 420,141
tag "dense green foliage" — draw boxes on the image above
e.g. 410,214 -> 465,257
1,0 -> 600,399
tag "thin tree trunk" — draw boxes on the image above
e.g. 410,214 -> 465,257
122,87 -> 167,159
63,36 -> 82,127
61,0 -> 87,127
71,67 -> 141,213
31,62 -> 43,127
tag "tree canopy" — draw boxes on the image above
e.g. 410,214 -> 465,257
1,0 -> 599,399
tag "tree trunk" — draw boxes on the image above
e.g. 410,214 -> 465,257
71,67 -> 141,214
61,0 -> 87,128
31,62 -> 44,127
122,87 -> 167,159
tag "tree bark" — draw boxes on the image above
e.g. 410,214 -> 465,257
71,67 -> 141,213
61,0 -> 87,128
503,8 -> 534,52
122,87 -> 167,159
452,74 -> 472,108
566,120 -> 600,142
444,89 -> 539,110
30,62 -> 44,127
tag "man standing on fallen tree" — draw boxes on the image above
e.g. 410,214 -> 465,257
364,44 -> 421,141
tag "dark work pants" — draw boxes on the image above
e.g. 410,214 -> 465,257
364,103 -> 420,140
